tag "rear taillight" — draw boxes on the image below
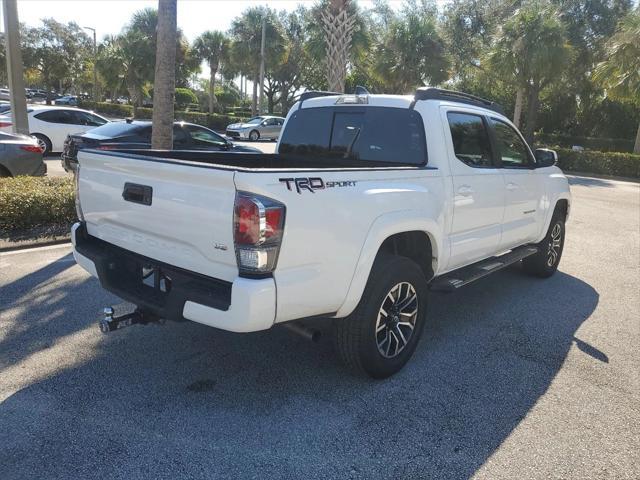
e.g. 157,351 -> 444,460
96,144 -> 118,150
233,192 -> 285,275
20,145 -> 44,153
0,121 -> 13,128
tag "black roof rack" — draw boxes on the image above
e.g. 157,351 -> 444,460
414,87 -> 505,114
298,90 -> 341,107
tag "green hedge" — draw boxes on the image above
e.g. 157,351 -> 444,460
0,176 -> 76,235
80,100 -> 246,131
80,101 -> 134,117
556,148 -> 640,178
536,133 -> 635,153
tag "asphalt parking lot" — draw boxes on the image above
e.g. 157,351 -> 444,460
45,140 -> 277,177
0,175 -> 638,479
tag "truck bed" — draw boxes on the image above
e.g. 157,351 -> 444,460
88,149 -> 423,171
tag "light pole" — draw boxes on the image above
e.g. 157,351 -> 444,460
258,15 -> 266,114
83,26 -> 97,102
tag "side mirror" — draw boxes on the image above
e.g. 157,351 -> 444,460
534,148 -> 558,168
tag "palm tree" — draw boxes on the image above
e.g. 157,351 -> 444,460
486,2 -> 570,142
371,2 -> 448,94
151,0 -> 176,150
593,9 -> 640,153
229,7 -> 285,115
193,31 -> 229,113
320,0 -> 356,93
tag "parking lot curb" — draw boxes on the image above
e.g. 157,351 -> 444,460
0,236 -> 71,253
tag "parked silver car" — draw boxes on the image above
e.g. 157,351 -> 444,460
225,115 -> 285,141
0,131 -> 46,177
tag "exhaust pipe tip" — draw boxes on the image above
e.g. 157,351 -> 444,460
281,321 -> 321,342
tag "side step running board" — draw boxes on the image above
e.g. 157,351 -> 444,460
430,245 -> 538,293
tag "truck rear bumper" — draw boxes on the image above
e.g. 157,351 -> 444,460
71,222 -> 276,333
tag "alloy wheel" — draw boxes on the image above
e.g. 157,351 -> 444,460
547,222 -> 562,267
375,282 -> 418,358
36,137 -> 47,152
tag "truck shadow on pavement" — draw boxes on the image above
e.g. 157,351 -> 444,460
0,265 -> 599,479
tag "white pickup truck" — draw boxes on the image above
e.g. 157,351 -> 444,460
72,87 -> 570,378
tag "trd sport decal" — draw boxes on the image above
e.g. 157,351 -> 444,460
279,177 -> 357,194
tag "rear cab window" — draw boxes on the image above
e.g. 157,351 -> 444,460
84,122 -> 146,138
279,106 -> 427,166
446,112 -> 494,168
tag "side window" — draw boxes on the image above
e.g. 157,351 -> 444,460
447,112 -> 494,168
491,119 -> 531,168
35,110 -> 74,124
172,126 -> 190,148
72,111 -> 102,126
184,124 -> 225,146
90,113 -> 108,126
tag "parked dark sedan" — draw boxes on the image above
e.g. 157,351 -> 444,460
0,131 -> 46,177
61,120 -> 261,172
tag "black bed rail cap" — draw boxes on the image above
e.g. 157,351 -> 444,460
414,87 -> 505,114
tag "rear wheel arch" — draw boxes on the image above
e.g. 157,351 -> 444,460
555,199 -> 569,220
0,164 -> 12,177
378,231 -> 436,282
32,133 -> 52,155
335,214 -> 442,319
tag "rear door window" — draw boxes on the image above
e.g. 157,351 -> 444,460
172,126 -> 190,148
80,121 -> 141,138
447,112 -> 494,168
279,106 -> 426,165
34,110 -> 75,124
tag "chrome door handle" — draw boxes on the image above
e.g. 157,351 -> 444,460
506,182 -> 518,190
457,185 -> 474,196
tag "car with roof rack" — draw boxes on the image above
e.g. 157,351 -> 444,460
71,87 -> 570,378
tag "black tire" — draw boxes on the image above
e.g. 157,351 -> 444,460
33,134 -> 52,156
0,165 -> 12,177
523,212 -> 565,278
334,254 -> 428,379
249,130 -> 260,141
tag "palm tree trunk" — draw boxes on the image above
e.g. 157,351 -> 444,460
267,92 -> 274,114
634,121 -> 640,154
513,87 -> 524,128
151,0 -> 177,150
321,1 -> 356,93
523,83 -> 540,145
209,66 -> 217,113
251,74 -> 258,116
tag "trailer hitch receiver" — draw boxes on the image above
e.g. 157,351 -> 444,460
99,307 -> 163,333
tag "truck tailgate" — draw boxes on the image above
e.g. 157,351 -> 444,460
77,151 -> 238,282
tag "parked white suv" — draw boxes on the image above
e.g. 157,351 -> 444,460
71,88 -> 570,378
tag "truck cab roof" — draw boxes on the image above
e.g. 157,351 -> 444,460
297,87 -> 506,118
